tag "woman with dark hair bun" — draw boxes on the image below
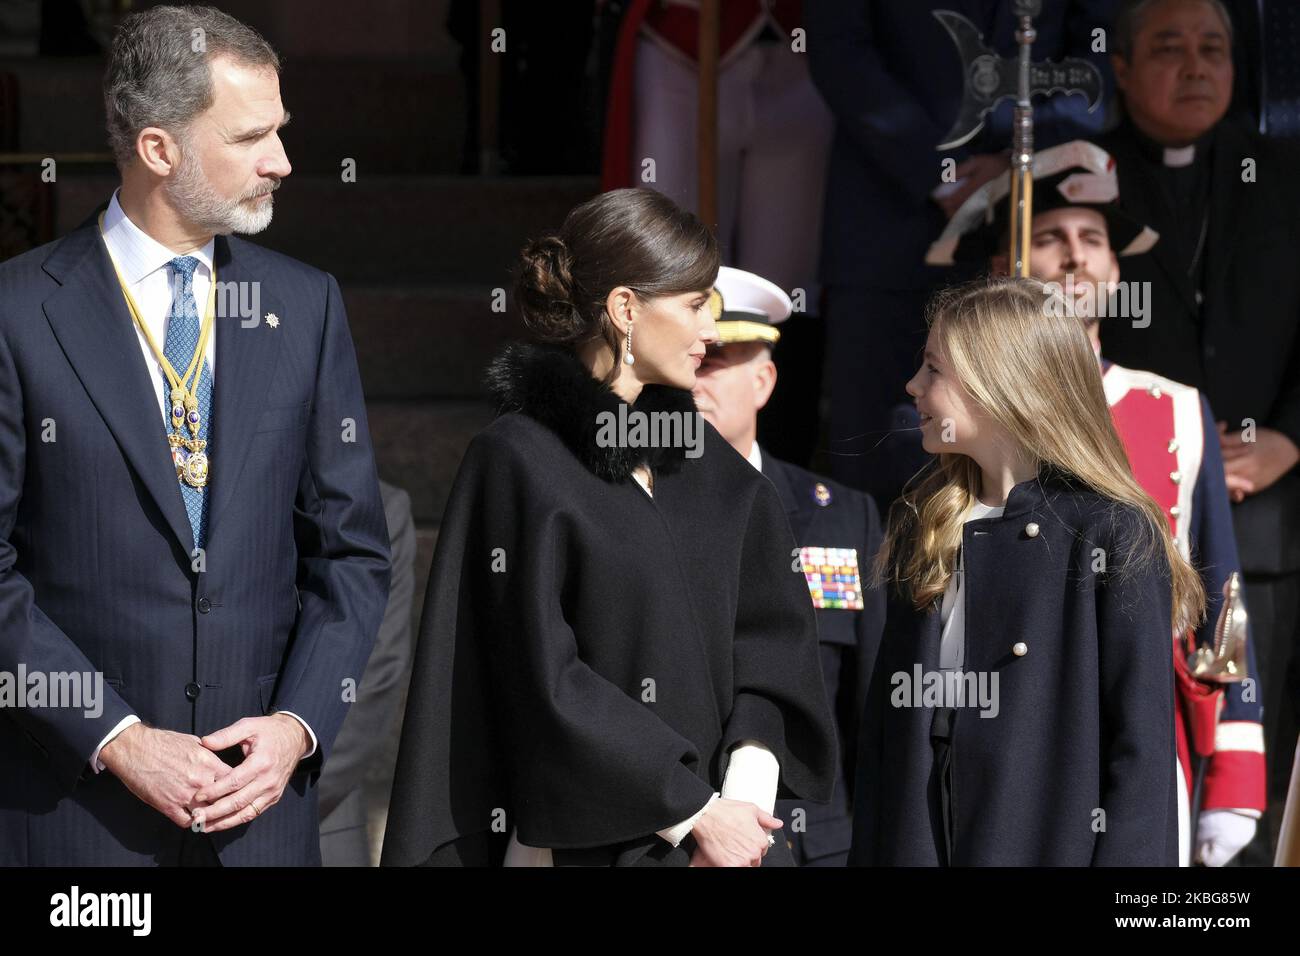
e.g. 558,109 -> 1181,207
383,188 -> 837,867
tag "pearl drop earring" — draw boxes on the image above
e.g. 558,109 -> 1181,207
623,322 -> 635,366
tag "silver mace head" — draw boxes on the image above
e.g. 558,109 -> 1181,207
1189,571 -> 1250,684
933,9 -> 1105,151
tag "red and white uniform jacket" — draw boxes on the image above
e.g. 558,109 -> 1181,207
1102,361 -> 1266,817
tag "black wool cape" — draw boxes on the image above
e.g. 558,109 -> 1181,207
382,343 -> 837,866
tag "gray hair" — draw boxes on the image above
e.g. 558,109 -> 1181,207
1113,0 -> 1233,61
103,5 -> 280,169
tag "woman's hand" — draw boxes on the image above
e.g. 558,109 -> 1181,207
687,799 -> 783,867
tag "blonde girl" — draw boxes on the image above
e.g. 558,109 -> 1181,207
850,277 -> 1203,866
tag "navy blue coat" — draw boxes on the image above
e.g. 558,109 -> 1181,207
850,470 -> 1178,866
0,208 -> 391,865
806,0 -> 1117,289
763,454 -> 884,865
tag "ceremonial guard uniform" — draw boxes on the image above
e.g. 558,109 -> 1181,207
1098,115 -> 1300,813
601,0 -> 829,301
1101,362 -> 1266,863
700,267 -> 885,865
603,0 -> 805,190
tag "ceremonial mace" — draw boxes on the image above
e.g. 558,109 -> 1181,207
1181,573 -> 1251,842
933,2 -> 1104,276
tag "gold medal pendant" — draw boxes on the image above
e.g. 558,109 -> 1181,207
168,432 -> 210,488
183,451 -> 210,488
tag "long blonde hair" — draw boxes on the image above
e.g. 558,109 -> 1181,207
875,278 -> 1205,633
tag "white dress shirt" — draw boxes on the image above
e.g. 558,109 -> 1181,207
938,500 -> 1005,673
88,191 -> 316,773
102,189 -> 217,413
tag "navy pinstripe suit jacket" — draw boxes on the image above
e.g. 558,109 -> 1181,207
0,206 -> 391,865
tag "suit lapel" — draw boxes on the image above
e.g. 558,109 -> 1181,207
42,211 -> 197,554
204,236 -> 284,546
762,455 -> 815,543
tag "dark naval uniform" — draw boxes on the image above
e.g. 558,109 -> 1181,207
762,450 -> 884,866
701,263 -> 885,864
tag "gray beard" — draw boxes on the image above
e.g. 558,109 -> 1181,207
164,146 -> 275,236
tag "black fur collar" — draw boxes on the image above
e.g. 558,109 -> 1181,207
485,342 -> 699,482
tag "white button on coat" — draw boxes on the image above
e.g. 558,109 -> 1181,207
1013,642 -> 1028,657
1024,522 -> 1040,538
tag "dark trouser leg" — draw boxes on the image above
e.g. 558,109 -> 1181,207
929,706 -> 957,868
166,828 -> 222,867
1234,571 -> 1300,865
1242,572 -> 1300,799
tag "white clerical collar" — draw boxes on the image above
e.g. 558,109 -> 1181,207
745,441 -> 763,472
102,188 -> 215,285
1163,144 -> 1196,168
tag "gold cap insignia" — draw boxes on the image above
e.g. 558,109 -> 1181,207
707,288 -> 723,322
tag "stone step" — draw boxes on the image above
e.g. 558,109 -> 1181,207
346,285 -> 525,400
0,56 -> 465,174
368,398 -> 494,526
51,172 -> 598,284
281,59 -> 467,175
0,57 -> 107,156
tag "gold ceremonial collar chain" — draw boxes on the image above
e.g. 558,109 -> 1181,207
98,212 -> 216,489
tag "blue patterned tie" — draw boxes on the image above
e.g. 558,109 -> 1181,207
162,256 -> 213,550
